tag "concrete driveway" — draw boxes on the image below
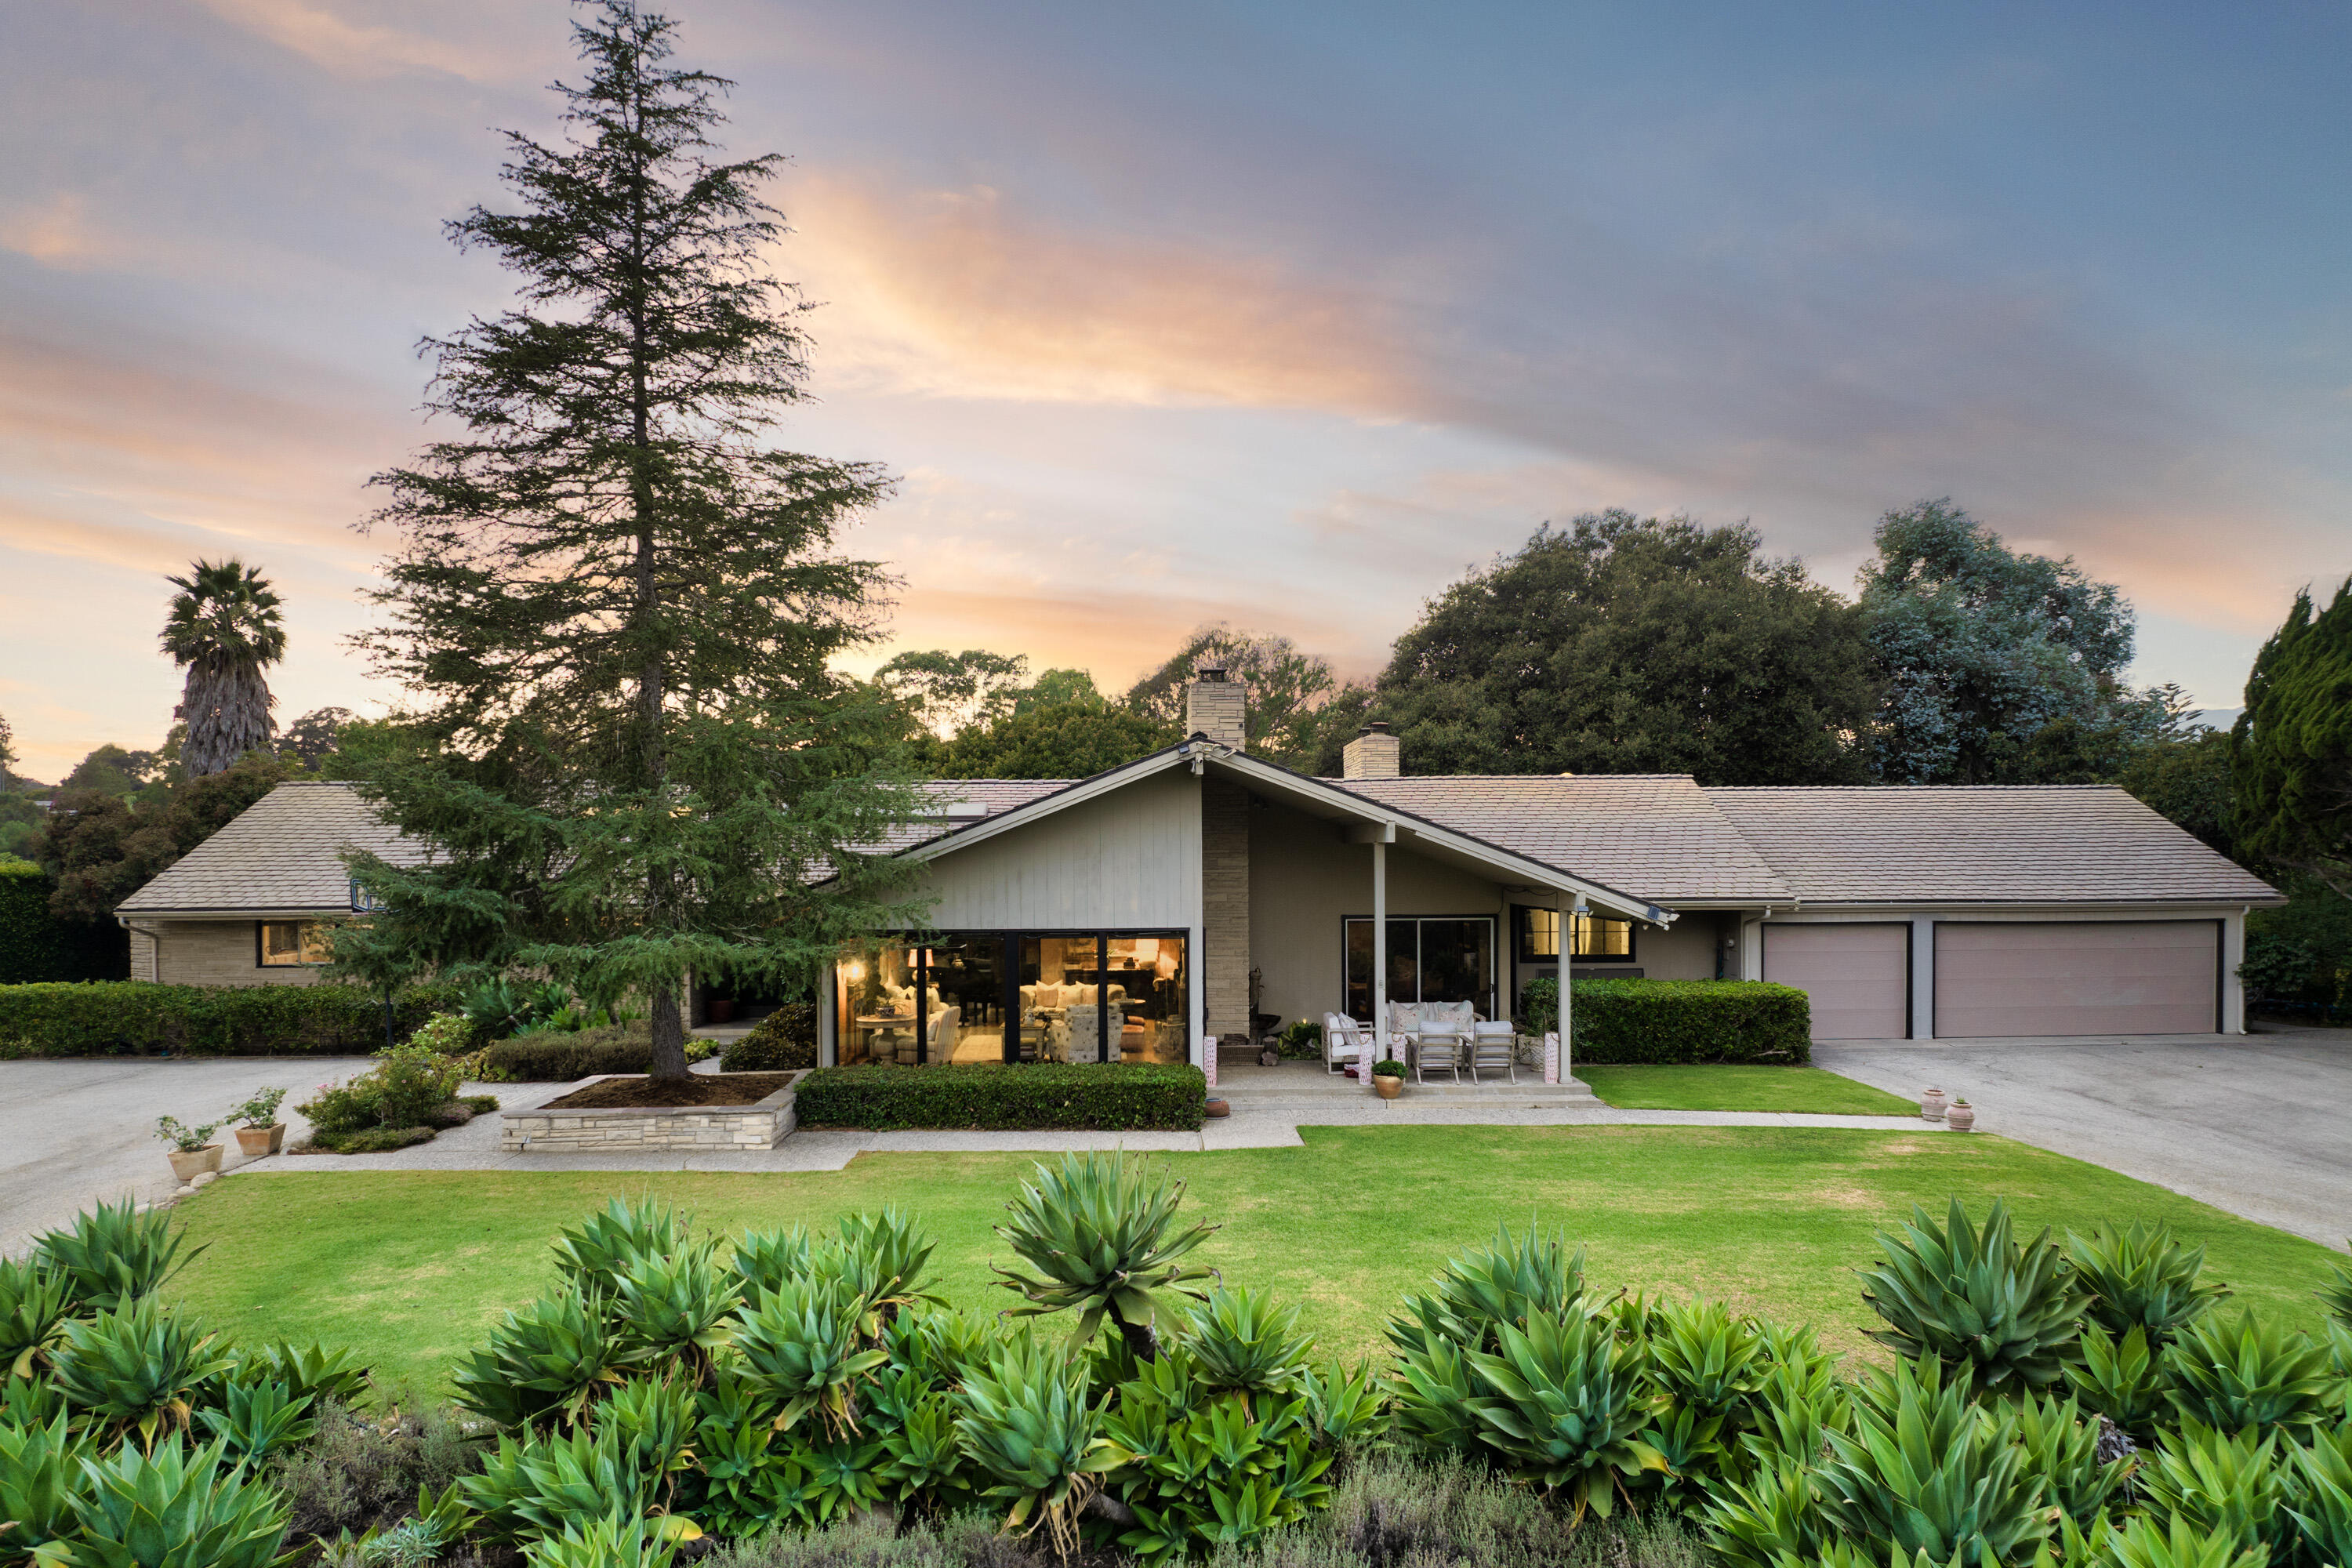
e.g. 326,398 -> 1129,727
0,1056 -> 376,1254
1814,1029 -> 2352,1251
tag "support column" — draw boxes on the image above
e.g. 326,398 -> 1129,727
1370,838 -> 1387,1094
1203,776 -> 1252,1085
817,962 -> 837,1067
1547,891 -> 1577,1085
1909,916 -> 1936,1040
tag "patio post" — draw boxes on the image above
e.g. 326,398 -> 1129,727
1370,837 -> 1387,1094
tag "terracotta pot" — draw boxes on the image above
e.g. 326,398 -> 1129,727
1203,1098 -> 1231,1119
1947,1102 -> 1976,1133
1373,1073 -> 1403,1101
1919,1087 -> 1949,1123
168,1145 -> 223,1182
235,1123 -> 286,1157
707,999 -> 736,1024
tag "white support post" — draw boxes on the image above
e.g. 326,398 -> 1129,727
1370,838 -> 1388,1094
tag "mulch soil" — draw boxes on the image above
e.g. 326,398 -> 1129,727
544,1073 -> 794,1109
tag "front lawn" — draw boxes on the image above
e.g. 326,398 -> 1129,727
168,1127 -> 2341,1396
1579,1063 -> 1918,1114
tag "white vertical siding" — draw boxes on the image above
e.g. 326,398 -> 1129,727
911,769 -> 1202,931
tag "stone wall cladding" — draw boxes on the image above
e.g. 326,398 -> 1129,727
151,919 -> 325,987
1203,777 -> 1250,1043
500,1072 -> 804,1152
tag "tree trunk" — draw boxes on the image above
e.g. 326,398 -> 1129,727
648,983 -> 689,1081
1113,1314 -> 1160,1363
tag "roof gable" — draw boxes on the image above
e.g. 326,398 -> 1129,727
116,782 -> 423,916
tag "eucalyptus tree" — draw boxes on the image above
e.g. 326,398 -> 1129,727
161,559 -> 285,776
347,0 -> 924,1078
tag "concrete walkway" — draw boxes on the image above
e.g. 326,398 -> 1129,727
1814,1029 -> 2352,1252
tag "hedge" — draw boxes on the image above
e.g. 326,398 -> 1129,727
477,1023 -> 726,1081
0,980 -> 453,1058
720,1003 -> 816,1072
796,1062 -> 1207,1131
0,861 -> 122,984
1519,977 -> 1812,1065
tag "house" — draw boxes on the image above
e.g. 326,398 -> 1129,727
114,669 -> 2281,1076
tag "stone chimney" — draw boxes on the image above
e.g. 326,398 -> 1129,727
1342,720 -> 1400,779
1185,665 -> 1248,750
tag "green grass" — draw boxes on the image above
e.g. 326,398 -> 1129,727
167,1127 -> 2342,1396
1579,1065 -> 1918,1114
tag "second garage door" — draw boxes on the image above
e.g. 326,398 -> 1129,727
1762,923 -> 1910,1040
1933,921 -> 2219,1037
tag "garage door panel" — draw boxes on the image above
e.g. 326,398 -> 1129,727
1934,922 -> 2216,1037
1763,924 -> 1908,1040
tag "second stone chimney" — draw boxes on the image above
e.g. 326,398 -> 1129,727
1342,720 -> 1400,779
1185,665 -> 1248,750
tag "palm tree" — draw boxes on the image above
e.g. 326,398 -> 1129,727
162,559 -> 286,775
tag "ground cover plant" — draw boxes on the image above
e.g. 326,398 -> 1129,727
1575,1065 -> 1915,1115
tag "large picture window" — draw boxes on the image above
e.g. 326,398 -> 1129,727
257,920 -> 332,967
1344,916 -> 1494,1021
836,932 -> 1189,1066
1515,906 -> 1635,964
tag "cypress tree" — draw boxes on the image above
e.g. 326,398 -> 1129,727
347,0 -> 924,1078
2234,578 -> 2352,900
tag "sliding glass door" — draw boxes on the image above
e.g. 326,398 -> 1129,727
1344,916 -> 1496,1021
837,931 -> 1189,1065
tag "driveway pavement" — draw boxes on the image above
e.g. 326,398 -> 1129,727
1814,1029 -> 2352,1251
0,1056 -> 376,1254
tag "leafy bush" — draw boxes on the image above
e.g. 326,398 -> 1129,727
404,1013 -> 476,1056
153,1115 -> 222,1152
0,858 -> 119,985
230,1086 -> 289,1127
297,1040 -> 464,1152
992,1149 -> 1218,1359
310,1126 -> 438,1154
1371,1058 -> 1406,1078
266,1396 -> 477,1546
1519,978 -> 1813,1065
481,1022 -> 657,1082
797,1063 -> 1206,1131
722,1003 -> 816,1072
1857,1198 -> 2087,1397
34,1198 -> 198,1313
0,980 -> 450,1058
1275,1017 -> 1324,1060
460,976 -> 575,1041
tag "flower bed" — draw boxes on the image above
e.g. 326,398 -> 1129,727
794,1061 -> 1207,1131
499,1071 -> 803,1152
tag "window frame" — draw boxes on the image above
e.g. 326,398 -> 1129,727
1341,913 -> 1498,1020
1512,904 -> 1638,964
255,920 -> 332,968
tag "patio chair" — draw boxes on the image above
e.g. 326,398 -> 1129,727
1468,1020 -> 1518,1084
1414,1031 -> 1464,1084
1322,1013 -> 1376,1076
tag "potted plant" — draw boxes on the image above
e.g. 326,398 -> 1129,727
1947,1098 -> 1976,1133
155,1116 -> 224,1182
1371,1058 -> 1406,1100
231,1087 -> 289,1157
1918,1087 -> 1948,1123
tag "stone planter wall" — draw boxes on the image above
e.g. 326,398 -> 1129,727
500,1072 -> 804,1153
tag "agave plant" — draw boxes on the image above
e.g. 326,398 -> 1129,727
2105,1515 -> 2267,1568
2067,1323 -> 2172,1440
1457,1309 -> 1664,1521
2067,1222 -> 2229,1345
993,1150 -> 1220,1360
1703,1459 -> 1831,1568
873,1377 -> 972,1504
1648,1298 -> 1771,1418
1301,1359 -> 1391,1450
612,1243 -> 739,1383
2165,1308 -> 2333,1432
887,1306 -> 996,1390
836,1208 -> 944,1325
1182,1288 -> 1315,1409
1387,1221 -> 1586,1356
0,1409 -> 90,1565
2321,1254 -> 2352,1329
1390,1335 -> 1486,1455
734,1226 -> 813,1298
452,1286 -> 632,1429
460,1424 -> 666,1545
521,1511 -> 686,1568
230,1340 -> 372,1406
1857,1198 -> 2088,1397
36,1199 -> 200,1314
2010,1389 -> 2132,1524
731,1276 -> 889,1436
2286,1424 -> 2352,1568
50,1298 -> 234,1450
195,1377 -> 317,1465
0,1255 -> 74,1381
551,1198 -> 690,1295
1737,1358 -> 1850,1475
72,1434 -> 289,1568
953,1328 -> 1120,1552
1812,1355 -> 2050,1568
2135,1420 -> 2291,1558
594,1375 -> 698,1513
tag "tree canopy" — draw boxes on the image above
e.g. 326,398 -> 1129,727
1125,625 -> 1341,769
162,558 -> 285,775
1366,511 -> 1876,784
345,0 -> 924,1077
873,648 -> 1033,737
2233,576 -> 2352,900
915,702 -> 1181,781
34,751 -> 296,929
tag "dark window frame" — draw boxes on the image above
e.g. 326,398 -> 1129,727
1511,904 -> 1638,964
1341,913 -> 1498,1020
869,927 -> 1192,1065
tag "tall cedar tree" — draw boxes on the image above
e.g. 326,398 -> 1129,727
2234,577 -> 2352,899
350,0 -> 924,1078
1367,512 -> 1877,783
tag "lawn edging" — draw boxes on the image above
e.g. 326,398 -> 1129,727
796,1061 -> 1206,1131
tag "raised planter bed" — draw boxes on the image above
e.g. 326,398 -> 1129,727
500,1070 -> 804,1153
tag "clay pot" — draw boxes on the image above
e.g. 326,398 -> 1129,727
707,998 -> 736,1024
1947,1102 -> 1976,1133
167,1145 -> 223,1182
235,1123 -> 286,1158
1373,1073 -> 1403,1101
1204,1098 -> 1231,1119
1919,1087 -> 1949,1123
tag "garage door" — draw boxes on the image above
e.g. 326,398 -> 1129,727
1762,924 -> 1909,1040
1934,922 -> 2219,1037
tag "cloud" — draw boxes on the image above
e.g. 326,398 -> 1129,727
188,0 -> 499,81
0,194 -> 109,268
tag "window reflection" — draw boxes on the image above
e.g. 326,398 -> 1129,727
840,932 -> 1189,1067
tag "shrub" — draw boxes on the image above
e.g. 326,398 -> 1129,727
34,1197 -> 198,1313
1371,1058 -> 1406,1078
992,1149 -> 1219,1361
722,1003 -> 817,1071
797,1063 -> 1205,1132
0,859 -> 118,985
308,1125 -> 437,1155
0,980 -> 452,1058
267,1395 -> 478,1546
1857,1197 -> 2087,1397
2067,1221 -> 2229,1345
297,1040 -> 464,1152
230,1086 -> 289,1127
1275,1017 -> 1323,1060
1519,978 -> 1812,1065
405,1013 -> 477,1056
481,1022 -> 659,1082
73,1434 -> 291,1568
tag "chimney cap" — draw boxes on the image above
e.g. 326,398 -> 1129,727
1365,720 -> 1392,734
1195,663 -> 1229,681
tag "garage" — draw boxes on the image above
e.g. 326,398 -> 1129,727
1933,921 -> 2220,1037
1762,923 -> 1909,1040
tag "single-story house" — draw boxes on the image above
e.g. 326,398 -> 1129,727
114,669 -> 2281,1080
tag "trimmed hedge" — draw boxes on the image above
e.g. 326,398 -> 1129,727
1519,977 -> 1812,1065
0,979 -> 453,1058
720,1002 -> 816,1072
0,861 -> 122,984
481,1022 -> 654,1082
797,1062 -> 1207,1131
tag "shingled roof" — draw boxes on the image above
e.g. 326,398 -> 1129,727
116,782 -> 423,916
1707,785 -> 2282,906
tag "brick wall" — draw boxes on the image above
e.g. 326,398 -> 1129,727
149,920 -> 325,987
1203,778 -> 1250,1041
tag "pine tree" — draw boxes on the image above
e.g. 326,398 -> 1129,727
2234,577 -> 2352,899
349,0 -> 924,1079
162,559 -> 285,775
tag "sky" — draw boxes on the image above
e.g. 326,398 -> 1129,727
4,0 -> 2350,781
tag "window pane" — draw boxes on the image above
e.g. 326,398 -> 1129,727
1420,919 -> 1494,1014
299,923 -> 334,965
1521,908 -> 1559,960
1571,915 -> 1632,959
260,923 -> 304,966
1020,936 -> 1105,1062
837,944 -> 920,1065
1107,935 -> 1188,1063
923,938 -> 1007,1065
